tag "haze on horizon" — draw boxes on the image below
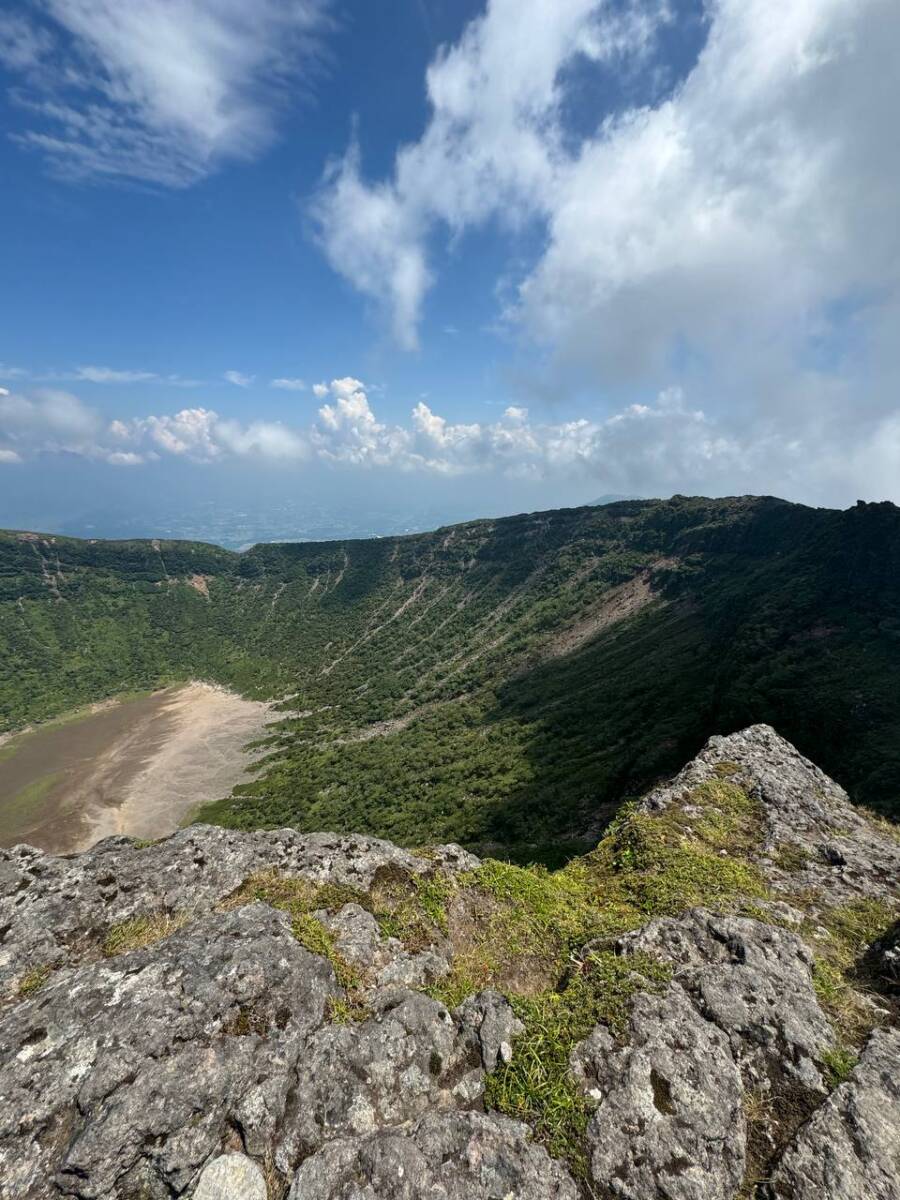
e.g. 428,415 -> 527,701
2,0 -> 899,542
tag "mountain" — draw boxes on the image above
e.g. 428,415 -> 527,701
2,727 -> 898,1198
1,495 -> 899,848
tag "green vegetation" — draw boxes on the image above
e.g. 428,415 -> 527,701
820,1045 -> 859,1088
102,912 -> 187,956
484,951 -> 671,1180
807,897 -> 896,1046
2,496 -> 899,849
17,964 -> 52,997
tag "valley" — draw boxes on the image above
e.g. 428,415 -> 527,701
1,495 -> 899,850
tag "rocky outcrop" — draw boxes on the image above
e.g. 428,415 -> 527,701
0,826 -> 477,995
288,1111 -> 579,1200
614,910 -> 834,1092
0,726 -> 896,1199
641,724 -> 900,907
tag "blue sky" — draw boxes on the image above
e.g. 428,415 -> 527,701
1,0 -> 899,540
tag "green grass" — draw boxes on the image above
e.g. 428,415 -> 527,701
102,912 -> 187,956
808,897 -> 897,1047
820,1045 -> 859,1088
484,950 -> 671,1181
17,964 -> 52,998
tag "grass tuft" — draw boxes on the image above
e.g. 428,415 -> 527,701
102,912 -> 187,957
820,1045 -> 858,1089
17,964 -> 52,997
483,950 -> 671,1182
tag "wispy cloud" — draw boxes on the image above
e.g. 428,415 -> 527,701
224,370 -> 255,388
0,362 -> 208,387
74,365 -> 158,384
271,377 -> 307,391
2,0 -> 332,187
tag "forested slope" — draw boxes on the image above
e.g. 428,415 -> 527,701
1,495 -> 898,843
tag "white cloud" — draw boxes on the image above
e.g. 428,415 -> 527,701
3,377 -> 899,505
4,0 -> 331,186
271,377 -> 307,391
75,365 -> 158,384
111,405 -> 308,463
312,382 -> 330,398
0,387 -> 109,460
313,0 -> 672,348
311,0 -> 900,503
224,370 -> 255,388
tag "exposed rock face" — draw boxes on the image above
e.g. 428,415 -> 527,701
767,1027 -> 900,1200
273,989 -> 508,1171
640,724 -> 900,906
0,725 -> 896,1199
571,985 -> 746,1200
0,826 -> 477,995
0,904 -> 337,1197
287,1111 -> 579,1200
615,910 -> 834,1092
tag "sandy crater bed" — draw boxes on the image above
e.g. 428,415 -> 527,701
0,683 -> 272,854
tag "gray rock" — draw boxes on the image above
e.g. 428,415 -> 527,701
456,988 -> 524,1070
193,1153 -> 267,1200
287,1110 -> 579,1199
0,825 -> 476,995
274,989 -> 518,1173
316,902 -> 451,991
864,918 -> 900,997
571,985 -> 746,1200
767,1027 -> 900,1200
0,905 -> 336,1198
640,725 -> 900,908
617,909 -> 835,1092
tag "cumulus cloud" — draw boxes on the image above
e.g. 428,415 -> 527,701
3,0 -> 331,186
313,0 -> 673,348
311,0 -> 900,502
3,377 -> 898,503
315,0 -> 900,367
